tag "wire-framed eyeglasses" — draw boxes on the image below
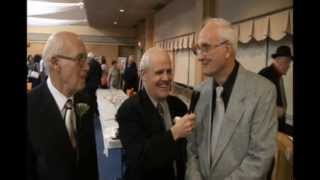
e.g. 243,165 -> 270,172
192,40 -> 228,56
53,53 -> 88,65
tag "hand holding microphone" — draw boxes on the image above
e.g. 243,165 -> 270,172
171,90 -> 200,140
171,113 -> 196,140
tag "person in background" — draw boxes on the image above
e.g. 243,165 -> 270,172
100,56 -> 108,75
29,54 -> 42,88
258,46 -> 293,180
27,55 -> 33,79
108,60 -> 121,89
27,31 -> 98,180
39,58 -> 48,82
123,55 -> 139,93
117,47 -> 196,180
186,18 -> 277,180
259,45 -> 293,136
100,56 -> 109,89
81,52 -> 102,114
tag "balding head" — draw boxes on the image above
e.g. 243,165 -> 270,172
42,31 -> 85,74
139,47 -> 171,74
42,31 -> 89,97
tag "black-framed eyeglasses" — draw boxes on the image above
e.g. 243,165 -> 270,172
54,53 -> 88,64
192,40 -> 228,56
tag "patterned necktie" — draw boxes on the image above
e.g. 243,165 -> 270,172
210,86 -> 225,166
157,103 -> 165,119
64,99 -> 77,149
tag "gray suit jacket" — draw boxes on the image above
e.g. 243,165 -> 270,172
186,65 -> 277,180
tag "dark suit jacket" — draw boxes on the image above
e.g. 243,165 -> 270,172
27,83 -> 98,180
259,65 -> 293,136
81,59 -> 102,114
123,62 -> 138,92
258,64 -> 283,107
116,90 -> 188,180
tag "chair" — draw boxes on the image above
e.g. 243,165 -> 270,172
273,132 -> 293,180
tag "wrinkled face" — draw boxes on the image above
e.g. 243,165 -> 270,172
143,53 -> 172,101
274,57 -> 291,75
196,24 -> 230,77
52,40 -> 89,95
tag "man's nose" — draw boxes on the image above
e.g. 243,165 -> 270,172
161,72 -> 172,81
83,61 -> 90,72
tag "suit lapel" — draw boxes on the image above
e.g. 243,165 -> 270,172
211,65 -> 248,169
38,84 -> 77,158
196,79 -> 213,176
139,90 -> 166,132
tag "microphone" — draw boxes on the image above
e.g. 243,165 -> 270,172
174,90 -> 200,124
188,90 -> 200,113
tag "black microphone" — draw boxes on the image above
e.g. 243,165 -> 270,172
188,90 -> 200,113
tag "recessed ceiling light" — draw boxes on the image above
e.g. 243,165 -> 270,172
113,21 -> 118,25
120,9 -> 125,13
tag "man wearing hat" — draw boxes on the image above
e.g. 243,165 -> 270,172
259,45 -> 293,136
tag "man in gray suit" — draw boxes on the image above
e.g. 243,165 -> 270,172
186,18 -> 278,180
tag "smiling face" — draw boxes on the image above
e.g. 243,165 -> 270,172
197,23 -> 231,77
142,50 -> 172,102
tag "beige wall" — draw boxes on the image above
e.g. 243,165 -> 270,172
28,25 -> 136,37
27,42 -> 45,56
215,0 -> 292,22
85,44 -> 119,66
153,0 -> 201,42
153,0 -> 203,86
27,42 -> 119,66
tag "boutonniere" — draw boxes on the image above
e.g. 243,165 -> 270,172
76,103 -> 90,118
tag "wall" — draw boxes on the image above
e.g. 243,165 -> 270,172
28,25 -> 137,45
215,0 -> 292,22
153,0 -> 203,86
27,42 -> 119,66
28,25 -> 136,37
153,0 -> 200,41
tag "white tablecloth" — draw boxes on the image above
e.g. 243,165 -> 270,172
96,88 -> 128,156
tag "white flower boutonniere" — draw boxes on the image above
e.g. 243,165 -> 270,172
76,103 -> 90,118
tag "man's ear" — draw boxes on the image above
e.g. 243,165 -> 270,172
50,57 -> 60,71
225,44 -> 232,58
141,70 -> 147,81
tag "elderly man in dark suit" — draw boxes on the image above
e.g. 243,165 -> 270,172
116,47 -> 196,180
27,31 -> 98,180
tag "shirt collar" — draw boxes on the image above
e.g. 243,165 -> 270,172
214,60 -> 239,89
47,77 -> 74,112
144,86 -> 166,108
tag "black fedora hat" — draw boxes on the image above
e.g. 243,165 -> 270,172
271,45 -> 293,60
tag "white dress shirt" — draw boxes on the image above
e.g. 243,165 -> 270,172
47,77 -> 74,118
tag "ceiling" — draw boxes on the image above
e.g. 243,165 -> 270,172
28,0 -> 173,28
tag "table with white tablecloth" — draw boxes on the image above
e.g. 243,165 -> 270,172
95,88 -> 128,180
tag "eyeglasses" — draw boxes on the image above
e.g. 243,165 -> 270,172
54,53 -> 88,65
192,40 -> 228,56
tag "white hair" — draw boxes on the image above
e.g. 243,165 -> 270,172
139,52 -> 151,74
42,33 -> 65,75
203,18 -> 238,52
138,47 -> 170,91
